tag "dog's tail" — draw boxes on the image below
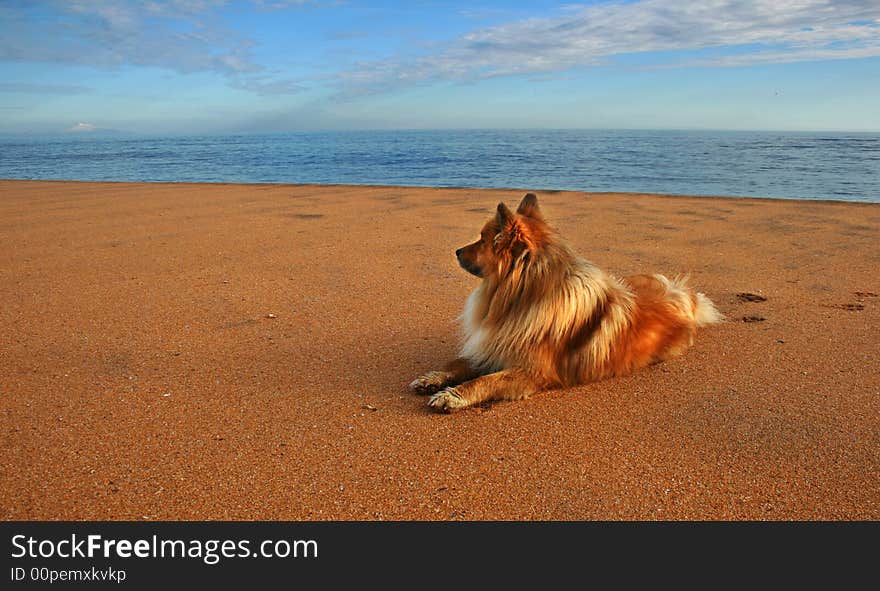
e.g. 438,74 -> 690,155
662,274 -> 724,327
693,291 -> 724,326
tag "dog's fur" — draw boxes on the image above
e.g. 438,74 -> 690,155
410,193 -> 722,412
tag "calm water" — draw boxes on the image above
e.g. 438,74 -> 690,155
1,129 -> 878,202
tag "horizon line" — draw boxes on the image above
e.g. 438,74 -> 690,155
3,126 -> 880,138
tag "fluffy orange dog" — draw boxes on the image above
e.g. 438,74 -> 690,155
410,193 -> 722,412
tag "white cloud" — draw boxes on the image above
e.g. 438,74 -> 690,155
0,0 -> 319,94
0,0 -> 256,75
67,122 -> 97,132
337,0 -> 880,95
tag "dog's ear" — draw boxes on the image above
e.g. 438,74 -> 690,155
496,201 -> 514,228
495,202 -> 531,259
516,193 -> 542,220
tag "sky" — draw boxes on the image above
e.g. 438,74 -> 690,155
1,0 -> 879,135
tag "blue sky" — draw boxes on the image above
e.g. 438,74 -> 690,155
1,0 -> 879,134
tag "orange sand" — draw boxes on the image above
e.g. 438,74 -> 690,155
0,180 -> 877,520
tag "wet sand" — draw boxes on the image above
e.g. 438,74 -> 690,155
0,180 -> 877,520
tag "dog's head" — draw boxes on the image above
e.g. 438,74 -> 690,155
456,193 -> 549,278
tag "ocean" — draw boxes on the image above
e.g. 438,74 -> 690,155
1,129 -> 878,202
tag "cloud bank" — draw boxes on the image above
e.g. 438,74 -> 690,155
337,0 -> 880,95
0,0 -> 302,95
1,0 -> 878,99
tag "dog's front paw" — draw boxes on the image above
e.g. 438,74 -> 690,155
409,371 -> 450,395
428,387 -> 468,413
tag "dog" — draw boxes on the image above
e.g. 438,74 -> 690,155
410,193 -> 722,412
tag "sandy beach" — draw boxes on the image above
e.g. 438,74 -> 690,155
0,179 -> 877,520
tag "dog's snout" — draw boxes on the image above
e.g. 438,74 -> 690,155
455,248 -> 463,258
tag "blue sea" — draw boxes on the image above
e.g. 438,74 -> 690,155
1,129 -> 879,202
